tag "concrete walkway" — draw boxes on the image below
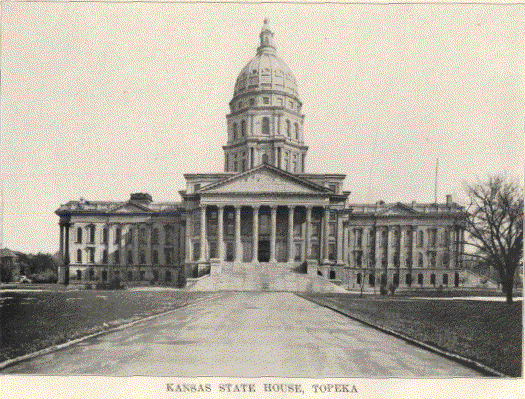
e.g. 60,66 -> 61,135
2,292 -> 481,377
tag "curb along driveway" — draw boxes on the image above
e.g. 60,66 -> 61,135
2,292 -> 482,377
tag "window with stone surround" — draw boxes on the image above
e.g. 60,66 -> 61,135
418,252 -> 423,268
76,227 -> 82,243
294,243 -> 301,261
127,250 -> 133,264
233,123 -> 237,140
114,250 -> 120,264
151,228 -> 159,245
76,249 -> 82,263
88,247 -> 95,263
417,230 -> 424,247
102,227 -> 108,244
139,251 -> 146,264
295,123 -> 299,140
126,228 -> 133,246
165,248 -> 173,264
286,120 -> 291,137
262,117 -> 270,135
354,228 -> 363,248
241,120 -> 246,137
152,250 -> 159,264
102,249 -> 108,264
418,273 -> 423,285
329,223 -> 336,237
88,225 -> 95,244
429,229 -> 437,247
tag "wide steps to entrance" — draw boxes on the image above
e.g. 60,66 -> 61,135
188,263 -> 347,293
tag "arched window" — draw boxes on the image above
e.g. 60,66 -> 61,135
286,120 -> 291,137
127,250 -> 133,264
295,123 -> 299,140
443,274 -> 449,285
76,249 -> 82,263
88,225 -> 95,243
418,252 -> 423,268
151,228 -> 159,245
76,270 -> 82,281
232,123 -> 237,139
262,117 -> 270,135
405,273 -> 412,286
430,273 -> 436,286
241,120 -> 246,137
393,273 -> 399,286
418,231 -> 424,247
102,227 -> 108,244
140,251 -> 146,264
356,273 -> 362,285
369,274 -> 375,287
102,249 -> 108,264
76,227 -> 83,243
262,153 -> 269,164
418,273 -> 424,285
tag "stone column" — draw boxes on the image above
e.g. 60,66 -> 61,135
336,212 -> 344,263
59,224 -> 65,263
269,205 -> 277,263
322,206 -> 330,263
252,206 -> 259,262
199,205 -> 207,261
234,205 -> 242,261
305,206 -> 312,259
387,226 -> 393,269
374,227 -> 381,269
185,210 -> 193,263
63,223 -> 70,285
217,205 -> 224,260
145,224 -> 152,265
288,206 -> 295,262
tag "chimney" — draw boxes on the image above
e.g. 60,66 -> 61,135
446,194 -> 452,206
130,193 -> 153,205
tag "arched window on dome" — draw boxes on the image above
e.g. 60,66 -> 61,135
262,117 -> 270,135
241,120 -> 246,137
294,123 -> 299,140
262,153 -> 269,164
286,120 -> 291,137
232,123 -> 237,140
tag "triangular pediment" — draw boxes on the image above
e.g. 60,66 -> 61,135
377,203 -> 419,216
200,164 -> 330,194
111,202 -> 151,213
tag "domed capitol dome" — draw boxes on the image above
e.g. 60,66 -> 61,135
233,18 -> 300,100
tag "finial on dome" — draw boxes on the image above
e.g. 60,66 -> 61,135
258,17 -> 275,53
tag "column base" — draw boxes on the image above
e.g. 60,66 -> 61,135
210,259 -> 222,275
306,259 -> 318,276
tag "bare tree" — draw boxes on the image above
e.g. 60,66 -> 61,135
465,175 -> 523,304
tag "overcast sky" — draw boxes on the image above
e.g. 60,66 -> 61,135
1,2 -> 523,253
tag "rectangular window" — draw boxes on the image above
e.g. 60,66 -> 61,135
89,226 -> 95,244
88,248 -> 95,264
102,228 -> 108,244
328,243 -> 336,261
329,223 -> 336,237
114,251 -> 120,264
102,249 -> 108,264
152,250 -> 159,264
263,97 -> 270,104
209,242 -> 218,259
151,228 -> 159,245
164,248 -> 173,264
429,229 -> 437,247
354,229 -> 363,248
311,223 -> 320,237
193,242 -> 200,261
115,228 -> 121,245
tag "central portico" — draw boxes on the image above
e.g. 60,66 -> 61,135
182,163 -> 349,275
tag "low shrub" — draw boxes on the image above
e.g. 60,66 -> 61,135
388,282 -> 398,296
379,284 -> 388,296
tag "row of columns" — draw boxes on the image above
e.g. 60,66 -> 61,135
188,204 -> 338,264
348,225 -> 464,269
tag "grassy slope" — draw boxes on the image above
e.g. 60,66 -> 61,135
0,290 -> 210,363
300,293 -> 522,377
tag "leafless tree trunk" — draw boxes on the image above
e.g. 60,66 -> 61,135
465,175 -> 523,304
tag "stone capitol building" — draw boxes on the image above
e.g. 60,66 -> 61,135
56,20 -> 467,291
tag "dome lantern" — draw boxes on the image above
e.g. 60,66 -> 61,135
258,18 -> 276,54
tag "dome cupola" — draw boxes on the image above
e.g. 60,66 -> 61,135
233,19 -> 299,99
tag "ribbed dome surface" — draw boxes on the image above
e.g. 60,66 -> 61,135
234,52 -> 299,98
233,19 -> 299,99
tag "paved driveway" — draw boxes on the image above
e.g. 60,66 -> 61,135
3,292 -> 481,377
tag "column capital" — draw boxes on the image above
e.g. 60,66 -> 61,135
288,205 -> 296,210
252,205 -> 260,211
216,204 -> 225,210
269,204 -> 278,210
234,204 -> 242,210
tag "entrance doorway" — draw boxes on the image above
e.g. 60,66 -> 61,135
258,240 -> 270,262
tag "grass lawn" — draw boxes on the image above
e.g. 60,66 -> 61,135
299,293 -> 522,377
0,289 -> 211,364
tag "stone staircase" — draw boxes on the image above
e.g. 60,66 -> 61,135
187,262 -> 347,293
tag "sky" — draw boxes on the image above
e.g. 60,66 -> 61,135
1,1 -> 524,254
